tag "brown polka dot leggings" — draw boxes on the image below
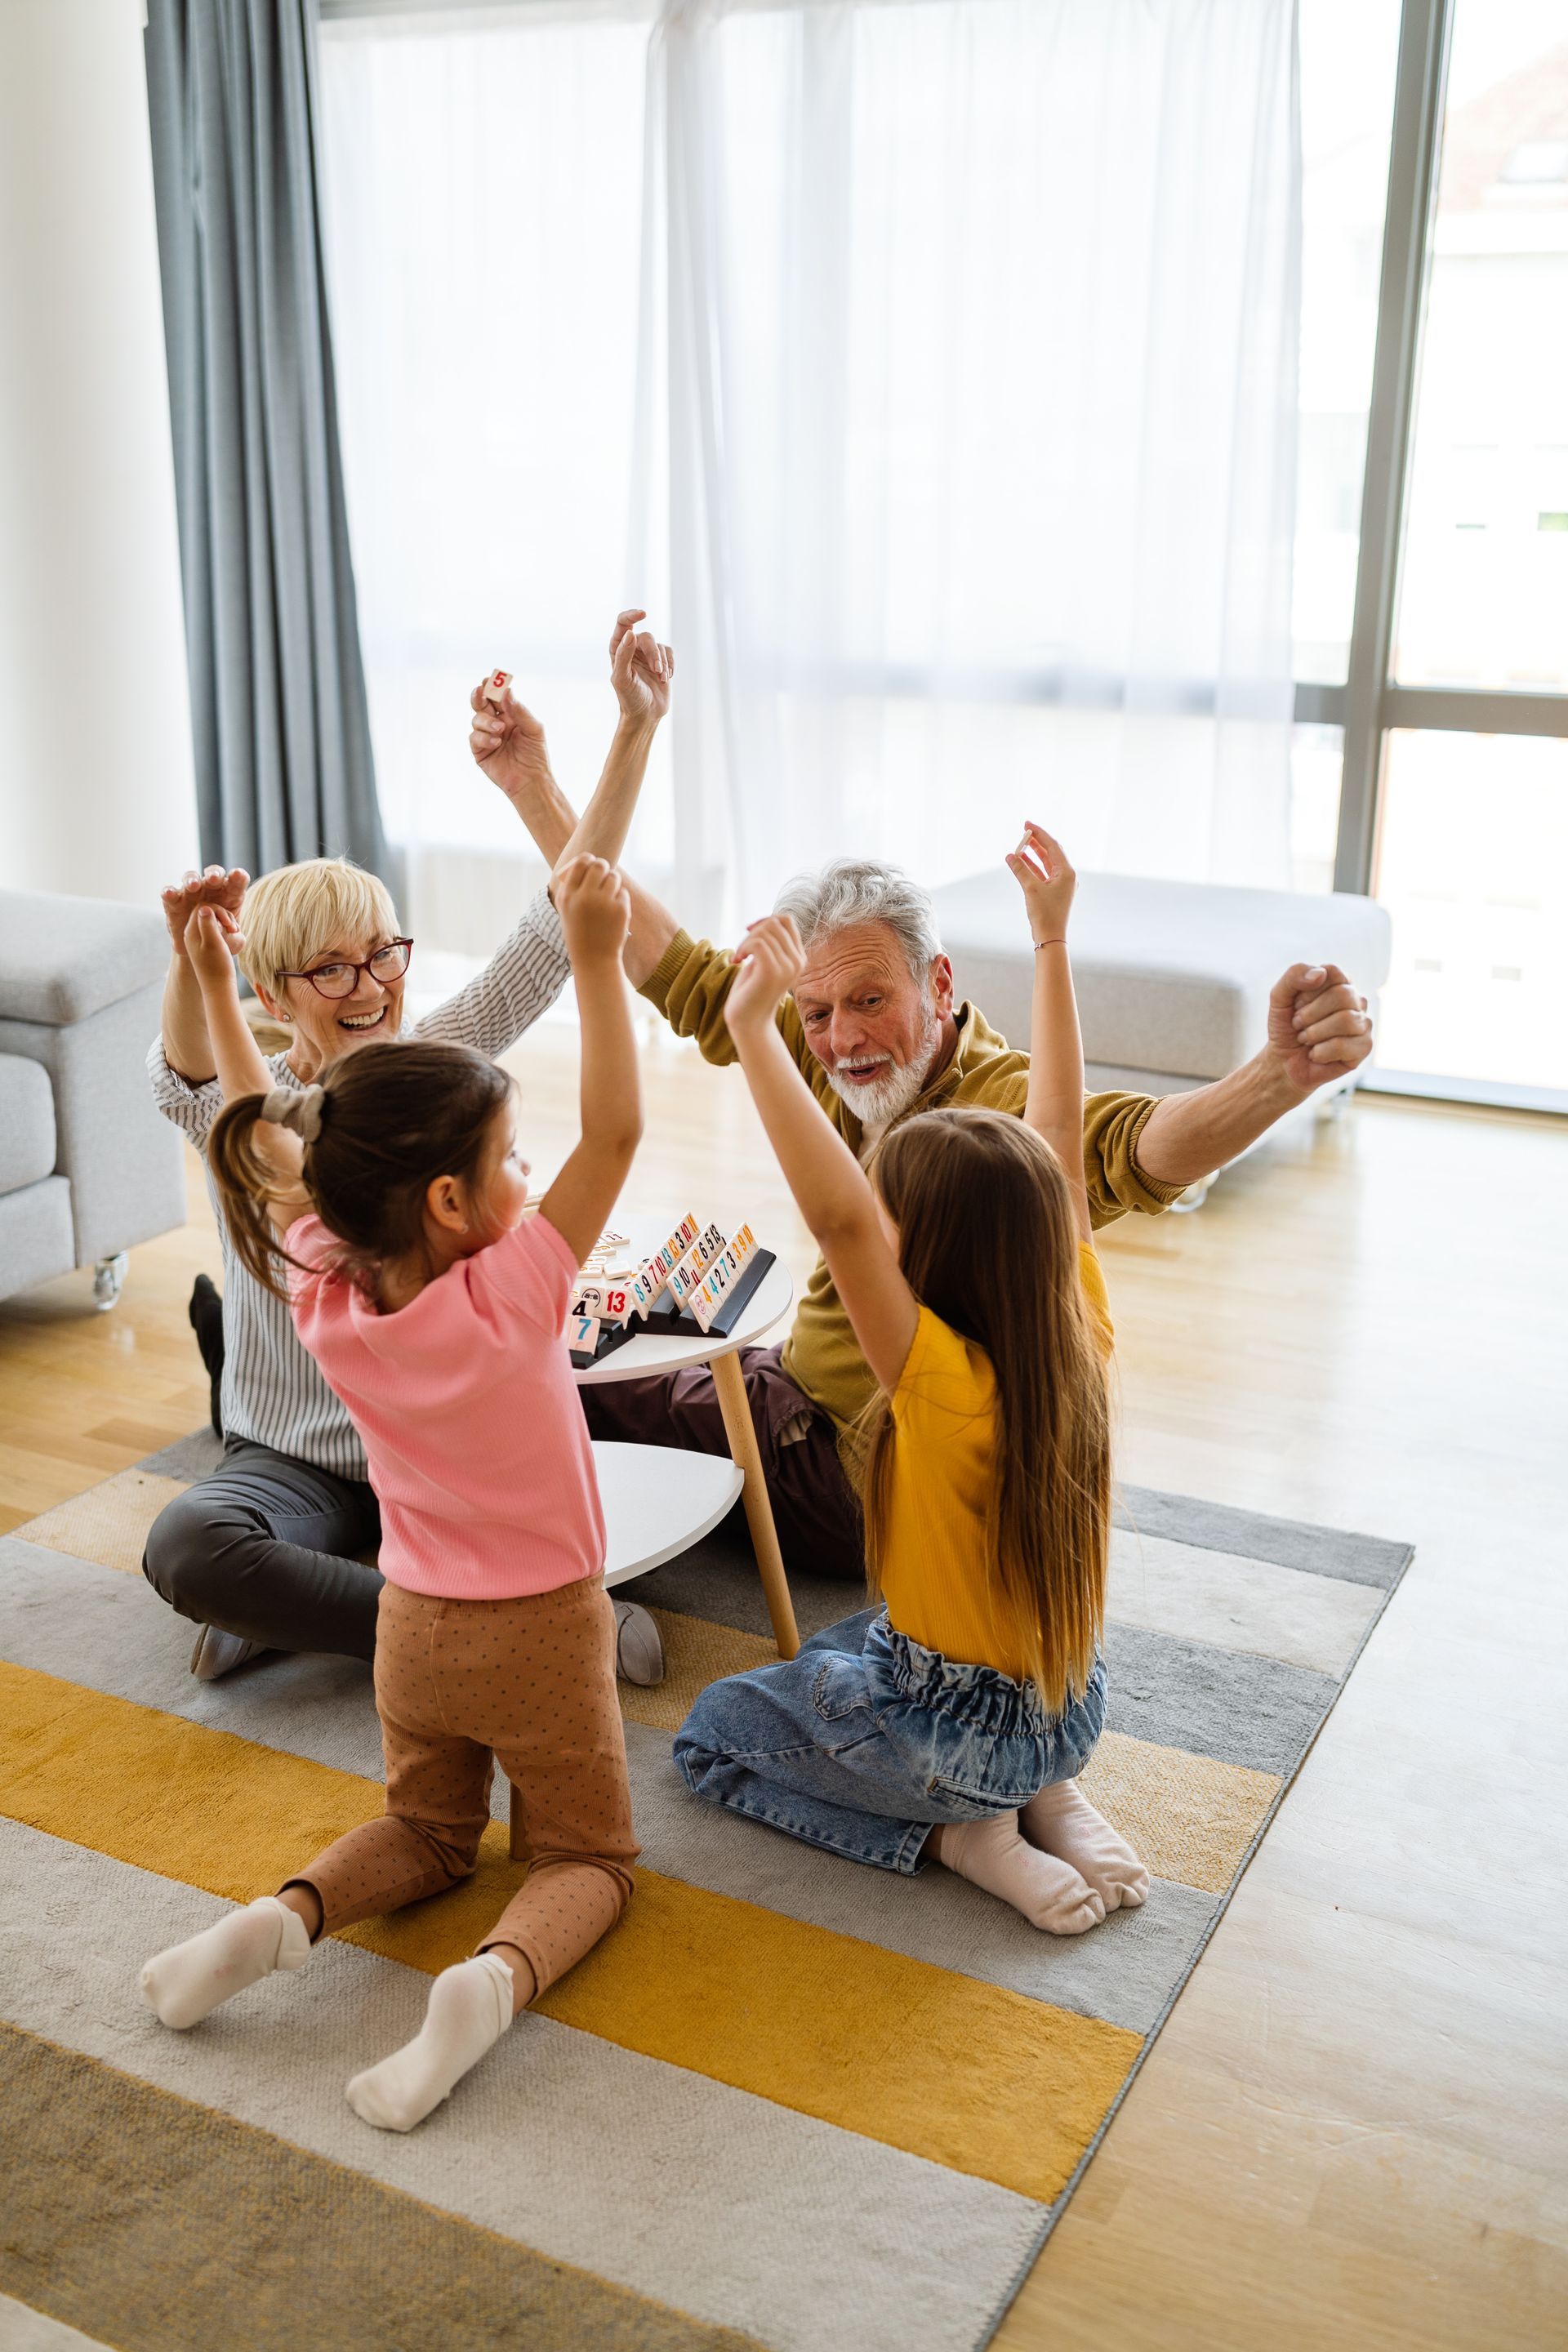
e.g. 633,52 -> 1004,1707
287,1576 -> 638,2000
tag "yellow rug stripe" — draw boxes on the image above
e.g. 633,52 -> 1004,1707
0,1661 -> 1138,2203
5,1472 -> 1281,1891
1079,1731 -> 1280,1895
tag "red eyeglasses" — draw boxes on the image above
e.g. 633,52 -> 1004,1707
278,940 -> 414,1000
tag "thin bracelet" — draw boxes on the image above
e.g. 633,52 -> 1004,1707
1033,937 -> 1067,951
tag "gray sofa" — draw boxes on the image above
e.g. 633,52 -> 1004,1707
0,890 -> 186,1307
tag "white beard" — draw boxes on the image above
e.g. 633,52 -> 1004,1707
824,1000 -> 942,1131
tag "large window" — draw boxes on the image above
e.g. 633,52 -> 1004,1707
317,0 -> 1568,1109
1361,0 -> 1568,1107
1374,731 -> 1568,1095
1394,1 -> 1568,693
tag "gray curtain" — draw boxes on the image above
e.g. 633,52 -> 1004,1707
143,0 -> 388,881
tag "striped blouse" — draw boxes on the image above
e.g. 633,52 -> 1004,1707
148,891 -> 572,1482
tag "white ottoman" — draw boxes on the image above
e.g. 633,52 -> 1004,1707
927,869 -> 1393,1192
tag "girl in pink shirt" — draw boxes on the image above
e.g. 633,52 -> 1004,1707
140,857 -> 643,2133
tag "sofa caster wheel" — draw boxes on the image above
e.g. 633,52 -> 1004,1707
92,1252 -> 128,1311
1169,1174 -> 1214,1215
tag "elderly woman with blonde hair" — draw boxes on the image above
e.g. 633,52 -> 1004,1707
143,612 -> 670,1686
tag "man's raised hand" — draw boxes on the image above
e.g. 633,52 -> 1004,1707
726,914 -> 805,1038
1267,963 -> 1374,1095
162,865 -> 248,960
609,607 -> 674,727
468,675 -> 550,801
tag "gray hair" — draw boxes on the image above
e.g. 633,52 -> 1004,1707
771,857 -> 942,982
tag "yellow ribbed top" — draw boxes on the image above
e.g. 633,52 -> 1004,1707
877,1247 -> 1112,1682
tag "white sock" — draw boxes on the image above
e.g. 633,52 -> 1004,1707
346,1953 -> 514,2133
1022,1781 -> 1150,1911
932,1812 -> 1106,1936
140,1895 -> 313,2029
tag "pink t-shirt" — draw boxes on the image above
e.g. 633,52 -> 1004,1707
285,1212 -> 604,1601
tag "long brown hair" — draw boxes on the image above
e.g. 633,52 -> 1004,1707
858,1106 -> 1111,1714
207,1041 -> 512,1300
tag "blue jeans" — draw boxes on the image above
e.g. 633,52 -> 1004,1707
673,1607 -> 1106,1874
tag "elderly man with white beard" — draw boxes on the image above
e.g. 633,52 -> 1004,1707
470,679 -> 1375,1583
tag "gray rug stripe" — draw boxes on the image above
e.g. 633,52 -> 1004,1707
0,1539 -> 382,1776
0,1535 -> 1330,1789
1116,1483 -> 1412,1590
1103,1621 -> 1337,1778
0,1822 -> 1040,2352
0,1542 -> 1210,2034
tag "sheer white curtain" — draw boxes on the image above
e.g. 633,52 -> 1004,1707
316,10 -> 670,956
318,0 -> 1301,948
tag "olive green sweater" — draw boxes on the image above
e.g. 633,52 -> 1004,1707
639,929 -> 1184,1433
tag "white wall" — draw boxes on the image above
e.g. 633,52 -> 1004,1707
0,0 -> 198,908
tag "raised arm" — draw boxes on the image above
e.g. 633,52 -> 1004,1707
555,614 -> 673,871
469,611 -> 669,867
158,864 -> 250,1084
1006,822 -> 1092,1245
184,906 -> 305,1226
1132,963 -> 1374,1189
537,857 -> 644,1266
725,916 -> 918,1395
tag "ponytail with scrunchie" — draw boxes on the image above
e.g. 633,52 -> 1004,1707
207,1080 -> 327,1299
261,1083 -> 327,1142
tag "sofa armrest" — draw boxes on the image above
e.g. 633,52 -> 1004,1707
0,978 -> 185,1267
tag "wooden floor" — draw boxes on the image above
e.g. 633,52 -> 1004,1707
3,1023 -> 1565,2350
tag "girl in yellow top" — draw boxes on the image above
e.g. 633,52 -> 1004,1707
674,824 -> 1148,1932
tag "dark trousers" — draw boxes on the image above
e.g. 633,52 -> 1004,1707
579,1344 -> 865,1582
142,1438 -> 383,1661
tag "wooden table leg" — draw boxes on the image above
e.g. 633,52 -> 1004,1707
710,1348 -> 801,1659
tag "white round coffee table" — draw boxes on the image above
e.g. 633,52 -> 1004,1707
574,1217 -> 799,1660
594,1441 -> 742,1584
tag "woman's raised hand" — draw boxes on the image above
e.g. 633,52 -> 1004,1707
468,675 -> 550,799
1006,821 -> 1076,947
162,865 -> 248,959
726,914 -> 805,1037
609,607 -> 674,727
555,853 -> 632,967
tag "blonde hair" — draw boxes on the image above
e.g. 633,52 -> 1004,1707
238,858 -> 400,1003
858,1107 -> 1111,1716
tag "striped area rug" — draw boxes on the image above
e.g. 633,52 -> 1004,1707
0,1431 -> 1410,2352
